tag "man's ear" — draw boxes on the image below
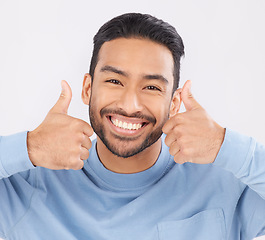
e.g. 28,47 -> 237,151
169,88 -> 182,118
81,73 -> 92,105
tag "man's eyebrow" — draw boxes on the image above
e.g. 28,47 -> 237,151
100,65 -> 128,77
143,74 -> 169,85
100,65 -> 168,84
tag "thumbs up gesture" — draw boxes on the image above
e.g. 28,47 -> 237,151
27,81 -> 94,170
162,80 -> 225,164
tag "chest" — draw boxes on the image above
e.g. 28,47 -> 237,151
8,165 -> 244,240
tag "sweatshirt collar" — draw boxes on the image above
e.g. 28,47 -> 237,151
84,135 -> 174,191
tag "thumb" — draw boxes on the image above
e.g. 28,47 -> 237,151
181,80 -> 201,111
51,80 -> 72,114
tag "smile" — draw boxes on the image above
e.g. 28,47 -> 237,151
111,118 -> 143,130
107,115 -> 148,133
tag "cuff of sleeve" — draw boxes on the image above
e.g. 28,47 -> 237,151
213,128 -> 256,178
0,131 -> 35,178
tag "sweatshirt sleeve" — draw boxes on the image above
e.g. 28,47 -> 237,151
214,128 -> 265,200
0,131 -> 35,179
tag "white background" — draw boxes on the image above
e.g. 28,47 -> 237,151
0,0 -> 264,239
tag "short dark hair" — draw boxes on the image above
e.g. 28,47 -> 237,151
89,13 -> 185,93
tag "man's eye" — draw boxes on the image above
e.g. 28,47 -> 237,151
106,79 -> 122,85
145,85 -> 161,91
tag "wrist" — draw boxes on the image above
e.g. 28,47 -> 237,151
213,124 -> 226,162
27,130 -> 40,167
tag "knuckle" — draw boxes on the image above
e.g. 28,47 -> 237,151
176,137 -> 183,147
71,166 -> 79,170
85,125 -> 93,134
72,163 -> 83,170
180,147 -> 190,157
76,132 -> 85,142
173,125 -> 183,135
174,155 -> 183,164
175,157 -> 186,165
80,120 -> 90,130
177,135 -> 188,146
69,159 -> 79,169
81,151 -> 90,160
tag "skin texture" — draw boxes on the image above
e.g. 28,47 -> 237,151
28,37 -> 225,173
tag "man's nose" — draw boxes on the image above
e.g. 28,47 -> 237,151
117,88 -> 143,114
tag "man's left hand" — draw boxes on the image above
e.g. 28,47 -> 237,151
162,80 -> 225,164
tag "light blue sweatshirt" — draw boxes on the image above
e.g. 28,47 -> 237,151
0,129 -> 265,240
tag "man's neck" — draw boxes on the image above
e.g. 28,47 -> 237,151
96,138 -> 162,174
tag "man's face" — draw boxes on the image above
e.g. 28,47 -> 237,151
85,38 -> 178,158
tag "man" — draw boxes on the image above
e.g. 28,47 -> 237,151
0,13 -> 264,240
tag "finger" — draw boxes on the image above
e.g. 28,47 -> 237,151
83,124 -> 94,137
81,134 -> 92,150
78,119 -> 94,137
162,118 -> 173,134
50,80 -> 72,114
164,132 -> 178,147
71,160 -> 84,170
80,147 -> 90,160
173,152 -> 186,165
168,140 -> 180,156
181,80 -> 201,111
162,114 -> 183,134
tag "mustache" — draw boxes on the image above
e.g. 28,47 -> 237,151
100,108 -> 156,125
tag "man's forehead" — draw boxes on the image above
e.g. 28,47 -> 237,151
98,37 -> 172,58
95,37 -> 174,80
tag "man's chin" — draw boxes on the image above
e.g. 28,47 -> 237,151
99,131 -> 162,159
102,139 -> 145,158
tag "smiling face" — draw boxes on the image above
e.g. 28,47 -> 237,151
82,38 -> 180,158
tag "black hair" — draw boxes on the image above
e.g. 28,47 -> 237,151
89,13 -> 185,93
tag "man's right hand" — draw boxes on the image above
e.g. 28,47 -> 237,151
27,80 -> 93,170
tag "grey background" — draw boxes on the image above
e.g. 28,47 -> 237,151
0,0 -> 264,239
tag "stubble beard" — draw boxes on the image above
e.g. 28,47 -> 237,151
89,100 -> 167,158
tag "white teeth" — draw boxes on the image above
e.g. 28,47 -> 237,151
111,118 -> 143,130
123,122 -> 128,129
